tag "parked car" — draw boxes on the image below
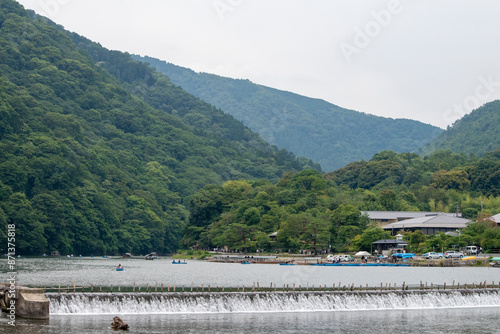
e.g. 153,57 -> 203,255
340,255 -> 354,262
444,251 -> 464,258
465,246 -> 478,255
422,252 -> 444,259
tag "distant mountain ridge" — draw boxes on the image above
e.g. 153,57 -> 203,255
421,100 -> 500,156
133,55 -> 443,171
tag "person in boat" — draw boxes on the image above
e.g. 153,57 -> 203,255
117,264 -> 122,269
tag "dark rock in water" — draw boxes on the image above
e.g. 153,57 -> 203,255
111,316 -> 129,330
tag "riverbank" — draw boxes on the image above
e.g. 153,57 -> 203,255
203,252 -> 495,267
170,250 -> 211,260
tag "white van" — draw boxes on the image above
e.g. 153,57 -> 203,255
465,246 -> 477,255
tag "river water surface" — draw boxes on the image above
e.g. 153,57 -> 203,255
1,256 -> 499,333
3,256 -> 499,288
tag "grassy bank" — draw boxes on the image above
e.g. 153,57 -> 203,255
171,250 -> 212,260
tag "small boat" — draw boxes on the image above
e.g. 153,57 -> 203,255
279,262 -> 295,265
172,260 -> 187,264
116,267 -> 124,271
461,256 -> 476,261
241,261 -> 251,264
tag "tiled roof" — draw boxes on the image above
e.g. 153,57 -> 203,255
372,239 -> 408,245
363,211 -> 452,220
381,214 -> 470,230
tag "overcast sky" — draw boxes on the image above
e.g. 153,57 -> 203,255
17,0 -> 500,129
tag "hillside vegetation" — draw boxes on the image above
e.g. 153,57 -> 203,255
183,149 -> 500,254
0,0 -> 317,255
421,100 -> 500,156
134,55 -> 443,171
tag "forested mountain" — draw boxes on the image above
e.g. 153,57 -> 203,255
325,149 -> 500,197
133,55 -> 443,172
421,100 -> 500,156
184,149 -> 500,254
0,0 -> 318,255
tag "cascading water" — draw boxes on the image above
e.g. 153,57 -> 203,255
47,290 -> 500,315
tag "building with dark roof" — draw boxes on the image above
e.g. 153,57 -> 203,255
381,214 -> 470,235
363,211 -> 461,227
372,238 -> 408,253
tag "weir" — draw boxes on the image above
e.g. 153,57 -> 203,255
46,289 -> 500,315
0,285 -> 50,319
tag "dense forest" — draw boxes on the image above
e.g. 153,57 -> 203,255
0,0 -> 318,255
421,100 -> 500,157
134,55 -> 443,172
182,149 -> 500,255
1,0 -> 499,258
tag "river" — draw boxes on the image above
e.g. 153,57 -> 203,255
1,256 -> 499,333
3,256 -> 499,288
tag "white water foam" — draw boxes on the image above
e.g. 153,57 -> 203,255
47,290 -> 500,315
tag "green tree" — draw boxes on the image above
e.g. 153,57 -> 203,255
431,170 -> 471,190
243,207 -> 261,226
290,169 -> 326,191
351,227 -> 391,252
4,193 -> 47,253
187,185 -> 224,228
330,205 -> 369,252
379,189 -> 398,211
403,230 -> 427,253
